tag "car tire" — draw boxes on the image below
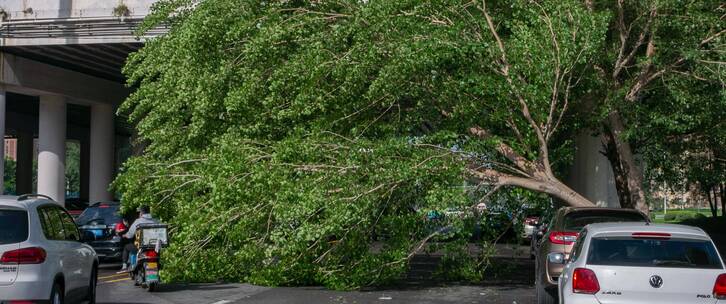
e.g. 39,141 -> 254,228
50,282 -> 64,304
147,282 -> 157,292
535,258 -> 557,304
86,266 -> 97,304
536,275 -> 557,304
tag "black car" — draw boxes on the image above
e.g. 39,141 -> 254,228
76,202 -> 126,261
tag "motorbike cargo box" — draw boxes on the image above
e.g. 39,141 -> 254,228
136,224 -> 169,248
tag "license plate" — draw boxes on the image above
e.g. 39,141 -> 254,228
146,262 -> 158,269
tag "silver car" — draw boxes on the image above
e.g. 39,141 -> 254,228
558,222 -> 725,304
0,195 -> 98,304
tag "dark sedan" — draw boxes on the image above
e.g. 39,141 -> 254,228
76,201 -> 127,261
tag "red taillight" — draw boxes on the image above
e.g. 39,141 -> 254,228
632,232 -> 671,239
524,217 -> 539,225
714,274 -> 726,300
8,301 -> 36,304
573,268 -> 600,294
143,250 -> 158,259
0,247 -> 47,264
549,231 -> 579,245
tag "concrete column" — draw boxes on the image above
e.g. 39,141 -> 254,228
567,133 -> 620,207
15,132 -> 34,195
0,90 -> 5,194
88,103 -> 114,203
38,95 -> 66,204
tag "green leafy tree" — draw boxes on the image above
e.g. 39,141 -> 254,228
588,0 -> 724,213
115,0 -> 724,288
4,157 -> 16,194
116,0 -> 607,288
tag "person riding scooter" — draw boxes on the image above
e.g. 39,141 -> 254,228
119,206 -> 158,271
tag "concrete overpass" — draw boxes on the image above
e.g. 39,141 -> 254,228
0,0 -> 163,204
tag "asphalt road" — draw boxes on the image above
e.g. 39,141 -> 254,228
95,263 -> 536,304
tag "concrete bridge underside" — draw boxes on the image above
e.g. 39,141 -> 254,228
0,0 -> 160,205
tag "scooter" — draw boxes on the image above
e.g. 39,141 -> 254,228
128,224 -> 168,292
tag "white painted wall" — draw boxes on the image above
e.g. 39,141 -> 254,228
0,0 -> 158,20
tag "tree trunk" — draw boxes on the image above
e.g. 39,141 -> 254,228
720,183 -> 725,217
602,131 -> 631,208
706,186 -> 718,217
468,167 -> 596,208
604,111 -> 649,215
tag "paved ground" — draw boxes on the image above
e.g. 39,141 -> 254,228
96,251 -> 536,304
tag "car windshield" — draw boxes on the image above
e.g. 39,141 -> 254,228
563,211 -> 646,232
587,237 -> 723,269
76,204 -> 121,226
0,209 -> 29,244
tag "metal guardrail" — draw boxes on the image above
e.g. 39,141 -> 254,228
0,16 -> 167,39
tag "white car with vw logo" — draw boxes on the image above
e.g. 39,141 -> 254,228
557,222 -> 726,304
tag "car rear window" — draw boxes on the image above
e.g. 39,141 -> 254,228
563,211 -> 646,232
0,209 -> 29,244
76,204 -> 121,226
587,237 -> 723,269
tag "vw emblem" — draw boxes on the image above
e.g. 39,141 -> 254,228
649,275 -> 663,288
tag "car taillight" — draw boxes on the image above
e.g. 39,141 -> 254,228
0,247 -> 47,264
524,217 -> 539,225
632,232 -> 671,239
573,268 -> 600,294
714,274 -> 726,300
142,250 -> 159,261
549,231 -> 578,245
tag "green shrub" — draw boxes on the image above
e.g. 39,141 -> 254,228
664,213 -> 676,221
675,213 -> 693,222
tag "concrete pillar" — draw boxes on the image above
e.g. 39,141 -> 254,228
15,132 -> 34,195
567,133 -> 620,207
0,90 -> 5,194
88,103 -> 114,203
37,95 -> 66,204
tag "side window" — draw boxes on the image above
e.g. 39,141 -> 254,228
58,209 -> 79,241
38,206 -> 64,240
569,230 -> 588,262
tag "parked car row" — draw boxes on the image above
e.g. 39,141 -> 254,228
531,206 -> 726,304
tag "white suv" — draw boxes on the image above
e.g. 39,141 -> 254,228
0,195 -> 98,304
558,222 -> 725,304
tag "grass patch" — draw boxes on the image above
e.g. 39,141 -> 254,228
650,208 -> 712,223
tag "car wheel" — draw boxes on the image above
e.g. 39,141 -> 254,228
86,266 -> 97,304
147,281 -> 157,292
50,282 -> 64,304
134,269 -> 143,287
536,275 -> 557,304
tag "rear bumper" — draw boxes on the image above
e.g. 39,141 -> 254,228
522,225 -> 536,238
0,277 -> 53,302
87,240 -> 123,260
560,293 -> 600,304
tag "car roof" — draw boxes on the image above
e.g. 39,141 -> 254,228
561,207 -> 645,213
584,222 -> 710,239
0,195 -> 58,210
87,201 -> 121,208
